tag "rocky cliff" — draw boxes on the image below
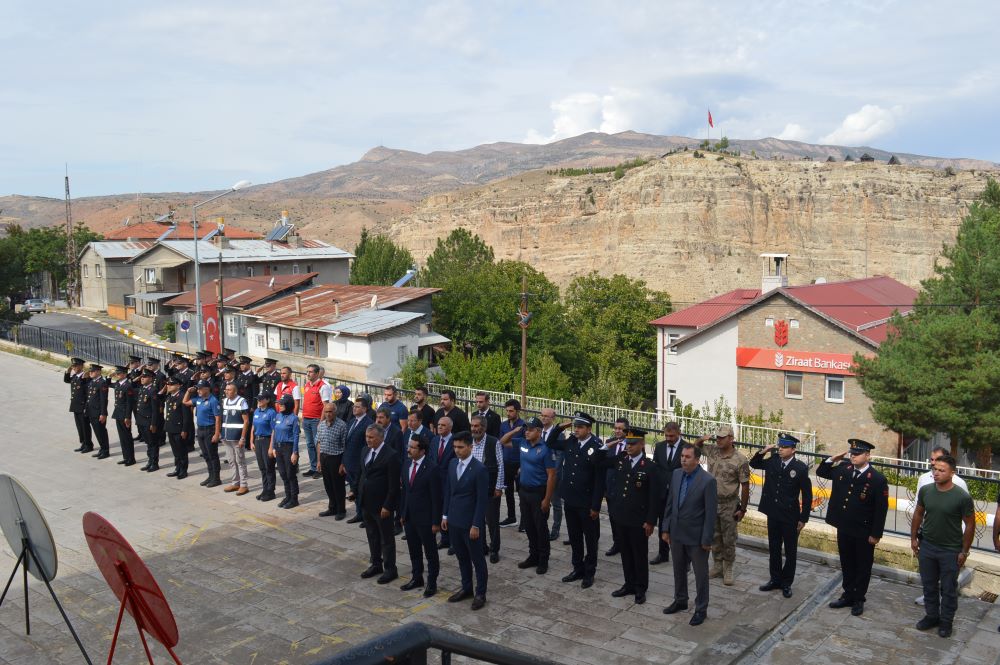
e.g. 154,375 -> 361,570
386,153 -> 997,303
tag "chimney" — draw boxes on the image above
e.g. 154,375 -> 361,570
294,294 -> 302,316
214,217 -> 230,249
333,299 -> 339,319
287,231 -> 300,248
760,253 -> 789,294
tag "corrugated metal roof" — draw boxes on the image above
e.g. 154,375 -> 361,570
131,291 -> 184,302
84,240 -> 154,259
130,239 -> 354,264
162,273 -> 318,310
650,288 -> 761,328
103,221 -> 260,241
320,310 -> 423,336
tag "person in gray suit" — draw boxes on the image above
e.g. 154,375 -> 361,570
661,443 -> 717,626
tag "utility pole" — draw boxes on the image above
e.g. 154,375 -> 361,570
64,165 -> 78,306
217,253 -> 225,351
518,275 -> 532,406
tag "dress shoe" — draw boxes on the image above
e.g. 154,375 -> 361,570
335,513 -> 346,521
536,563 -> 548,575
562,540 -> 571,546
74,446 -> 85,452
611,586 -> 635,598
79,447 -> 94,454
605,546 -> 620,557
94,452 -> 110,459
401,533 -> 407,541
689,610 -> 707,626
224,484 -> 240,492
360,565 -> 383,579
581,577 -> 594,589
400,578 -> 424,591
436,541 -> 449,550
649,554 -> 669,566
548,532 -> 559,541
166,471 -> 179,477
782,587 -> 793,598
471,596 -> 486,611
517,558 -> 539,570
256,493 -> 264,500
489,552 -> 499,564
200,477 -> 211,486
447,548 -> 455,556
423,586 -> 437,598
283,499 -> 299,509
176,472 -> 187,480
205,477 -> 221,488
236,487 -> 249,496
662,601 -> 688,615
394,525 -> 403,536
259,493 -> 276,502
448,590 -> 472,603
916,616 -> 940,631
937,622 -> 952,638
140,464 -> 151,471
117,460 -> 128,465
376,570 -> 398,585
359,522 -> 366,528
278,498 -> 290,508
635,593 -> 646,605
829,597 -> 852,609
562,571 -> 583,583
318,509 -> 336,517
146,464 -> 159,472
759,581 -> 781,592
347,515 -> 363,524
499,517 -> 517,527
851,602 -> 865,616
122,460 -> 136,467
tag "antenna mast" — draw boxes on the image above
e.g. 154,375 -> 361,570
65,165 -> 79,306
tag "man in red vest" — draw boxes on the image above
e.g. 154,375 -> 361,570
300,363 -> 332,478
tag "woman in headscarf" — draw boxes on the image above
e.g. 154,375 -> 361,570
333,384 -> 353,422
250,392 -> 278,502
270,394 -> 301,509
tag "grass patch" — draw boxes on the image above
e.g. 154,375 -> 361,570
0,341 -> 66,367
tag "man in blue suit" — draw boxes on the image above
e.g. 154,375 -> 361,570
442,430 -> 489,610
342,400 -> 373,525
430,416 -> 456,550
400,435 -> 442,598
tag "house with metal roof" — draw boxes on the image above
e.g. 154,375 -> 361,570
239,285 -> 446,383
650,254 -> 917,456
78,240 -> 155,318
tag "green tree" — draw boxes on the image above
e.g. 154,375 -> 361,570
574,362 -> 633,407
349,228 -> 414,286
6,223 -> 101,297
398,355 -> 430,390
855,179 -> 1000,466
437,347 -> 517,391
525,349 -> 574,400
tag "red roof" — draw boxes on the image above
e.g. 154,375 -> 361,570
163,273 -> 317,310
103,221 -> 260,240
650,288 -> 761,328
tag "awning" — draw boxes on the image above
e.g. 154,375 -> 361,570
418,332 -> 451,346
128,292 -> 184,302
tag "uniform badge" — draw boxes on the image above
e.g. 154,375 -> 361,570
520,446 -> 529,453
789,469 -> 796,478
535,447 -> 543,456
587,448 -> 594,456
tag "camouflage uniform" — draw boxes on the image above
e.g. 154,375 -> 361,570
701,443 -> 751,566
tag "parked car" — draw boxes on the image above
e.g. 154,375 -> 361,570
24,299 -> 46,313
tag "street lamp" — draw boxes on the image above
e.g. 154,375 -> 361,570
192,179 -> 251,348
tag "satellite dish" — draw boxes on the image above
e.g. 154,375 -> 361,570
122,216 -> 130,227
268,277 -> 275,288
0,474 -> 57,581
370,295 -> 378,309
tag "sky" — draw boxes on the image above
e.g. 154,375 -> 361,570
3,0 -> 998,198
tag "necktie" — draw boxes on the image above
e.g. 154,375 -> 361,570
366,450 -> 375,466
852,470 -> 860,481
679,473 -> 691,505
457,460 -> 465,481
667,445 -> 675,462
438,437 -> 447,459
409,462 -> 417,486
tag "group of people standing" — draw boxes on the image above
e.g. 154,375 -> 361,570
64,352 -> 997,633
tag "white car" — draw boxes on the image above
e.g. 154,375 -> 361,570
24,299 -> 46,313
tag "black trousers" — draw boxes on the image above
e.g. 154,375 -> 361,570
656,503 -> 671,558
519,486 -> 550,563
254,436 -> 276,495
614,523 -> 649,593
503,461 -> 520,520
197,426 -> 220,477
837,531 -> 876,602
767,517 -> 800,587
320,452 -> 346,514
87,414 -> 109,453
565,505 -> 600,578
482,493 -> 501,556
275,444 -> 299,500
452,526 -> 487,596
363,507 -> 396,572
115,418 -> 135,462
72,411 -> 91,448
138,423 -> 159,465
404,521 -> 439,584
167,432 -> 188,474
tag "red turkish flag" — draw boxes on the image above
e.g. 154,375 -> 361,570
708,110 -> 714,128
203,303 -> 221,354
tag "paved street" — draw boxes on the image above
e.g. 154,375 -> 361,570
25,312 -> 136,341
1,351 -> 998,665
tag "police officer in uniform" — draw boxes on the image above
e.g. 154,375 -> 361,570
258,358 -> 281,398
604,428 -> 663,605
64,357 -> 92,452
750,433 -> 813,597
163,376 -> 190,479
514,417 -> 558,575
126,355 -> 144,382
171,354 -> 196,451
111,365 -> 137,466
818,439 -> 888,616
234,356 -> 259,403
546,412 -> 606,589
146,356 -> 168,452
85,364 -> 111,459
135,370 -> 163,472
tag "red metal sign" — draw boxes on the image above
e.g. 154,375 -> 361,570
774,320 -> 789,347
736,347 -> 861,376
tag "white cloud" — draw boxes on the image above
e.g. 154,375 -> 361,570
777,123 -> 809,141
525,88 -> 687,144
820,105 -> 903,145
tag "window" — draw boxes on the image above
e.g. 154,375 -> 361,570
292,264 -> 300,274
143,301 -> 157,317
398,345 -> 408,365
784,372 -> 803,399
667,389 -> 677,409
825,375 -> 845,403
790,318 -> 800,329
765,316 -> 774,327
83,264 -> 89,277
227,316 -> 237,336
254,334 -> 265,349
95,264 -> 102,278
306,264 -> 312,273
666,332 -> 680,355
144,268 -> 156,283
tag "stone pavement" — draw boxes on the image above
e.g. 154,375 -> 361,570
0,352 -> 998,665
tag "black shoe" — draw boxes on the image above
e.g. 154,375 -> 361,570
283,500 -> 299,509
605,546 -> 619,557
318,509 -> 336,517
423,586 -> 437,598
74,446 -> 85,452
400,578 -> 424,591
562,572 -> 583,583
938,622 -> 952,638
278,498 -> 290,508
829,597 -> 852,609
448,590 -> 472,603
471,596 -> 486,611
123,460 -> 136,467
581,577 -> 594,589
140,464 -> 150,471
689,610 -> 707,626
916,616 -> 941,631
437,542 -> 449,550
94,452 -> 110,460
562,540 -> 570,546
536,562 -> 548,575
635,593 -> 646,605
79,447 -> 94,453
166,471 -> 179,477
117,460 -> 128,465
851,602 -> 865,616
759,581 -> 781,592
302,470 -> 315,478
663,601 -> 688,615
335,513 -> 347,521
256,493 -> 264,500
347,515 -> 363,524
447,547 -> 455,556
782,587 -> 793,598
394,525 -> 403,536
360,565 -> 383,579
499,517 -> 517,527
549,532 -> 559,541
205,477 -> 221,488
612,586 -> 635,598
259,493 -> 276,502
176,472 -> 187,480
650,554 -> 669,566
490,552 -> 499,564
376,570 -> 398,585
146,464 -> 159,472
200,477 -> 211,486
518,526 -> 525,533
358,522 -> 367,528
517,558 -> 539,569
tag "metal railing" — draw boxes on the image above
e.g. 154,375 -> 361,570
0,321 -> 175,368
316,622 -> 553,665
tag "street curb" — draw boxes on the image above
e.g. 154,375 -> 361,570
60,311 -> 170,350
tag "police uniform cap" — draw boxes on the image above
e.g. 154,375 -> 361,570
255,392 -> 273,402
625,427 -> 647,443
572,411 -> 594,426
128,355 -> 143,363
223,365 -> 236,373
223,347 -> 236,355
114,365 -> 128,373
89,363 -> 103,372
847,438 -> 875,454
141,369 -> 155,378
524,416 -> 543,429
777,433 -> 799,447
238,355 -> 252,365
196,380 -> 212,389
70,357 -> 85,365
146,356 -> 160,365
263,357 -> 277,365
165,376 -> 181,385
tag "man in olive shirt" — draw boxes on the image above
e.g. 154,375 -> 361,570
910,454 -> 975,639
695,425 -> 751,586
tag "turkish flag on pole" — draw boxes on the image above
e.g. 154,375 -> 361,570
708,110 -> 714,128
203,303 -> 221,354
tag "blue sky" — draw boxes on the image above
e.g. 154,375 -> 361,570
3,0 -> 997,197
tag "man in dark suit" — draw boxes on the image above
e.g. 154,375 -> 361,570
350,424 -> 400,585
342,401 -> 372,524
473,392 -> 502,437
602,418 -> 629,557
661,443 -> 717,626
376,407 -> 406,535
650,422 -> 686,565
751,433 -> 813,598
818,439 -> 889,617
400,435 -> 441,598
430,416 -> 456,550
442,431 -> 490,610
406,409 -> 432,448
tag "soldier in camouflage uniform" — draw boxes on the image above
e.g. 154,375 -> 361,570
695,425 -> 750,586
